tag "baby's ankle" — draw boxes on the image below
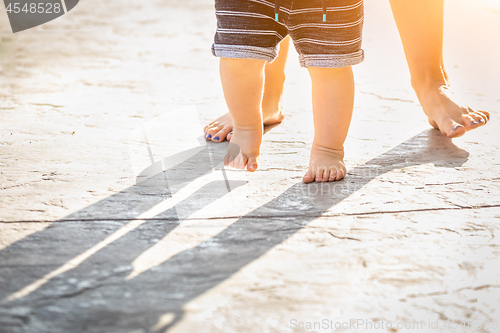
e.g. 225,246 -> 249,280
233,122 -> 263,132
311,143 -> 344,160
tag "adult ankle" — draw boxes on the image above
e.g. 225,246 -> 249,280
411,74 -> 447,97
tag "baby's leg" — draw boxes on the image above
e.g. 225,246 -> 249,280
303,67 -> 354,183
220,58 -> 266,172
205,37 -> 290,143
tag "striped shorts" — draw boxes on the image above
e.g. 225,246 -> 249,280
212,0 -> 364,68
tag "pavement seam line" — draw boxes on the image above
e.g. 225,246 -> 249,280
1,203 -> 499,223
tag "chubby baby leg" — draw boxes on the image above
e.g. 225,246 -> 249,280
205,37 -> 290,143
219,58 -> 266,172
303,67 -> 354,183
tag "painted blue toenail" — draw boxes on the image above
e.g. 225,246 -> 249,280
452,125 -> 459,131
213,136 -> 220,141
206,134 -> 212,139
471,121 -> 477,125
478,119 -> 484,123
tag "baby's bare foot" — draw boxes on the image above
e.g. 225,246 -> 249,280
205,111 -> 284,143
223,124 -> 263,172
417,84 -> 490,138
303,145 -> 346,183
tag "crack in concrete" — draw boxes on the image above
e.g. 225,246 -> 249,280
30,103 -> 64,108
359,91 -> 415,103
257,167 -> 304,171
2,203 -> 499,224
424,181 -> 469,186
404,284 -> 500,299
266,140 -> 307,145
437,228 -> 462,236
326,231 -> 361,241
0,180 -> 44,190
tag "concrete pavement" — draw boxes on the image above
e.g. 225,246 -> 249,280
1,0 -> 499,332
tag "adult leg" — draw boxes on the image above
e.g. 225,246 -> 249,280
204,37 -> 290,142
389,0 -> 489,138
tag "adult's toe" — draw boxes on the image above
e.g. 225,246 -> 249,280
212,125 -> 232,142
436,115 -> 465,138
206,123 -> 222,140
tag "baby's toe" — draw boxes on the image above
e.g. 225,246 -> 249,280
327,168 -> 338,182
315,167 -> 327,183
224,154 -> 236,166
302,170 -> 316,184
232,154 -> 246,169
335,168 -> 345,181
246,156 -> 258,172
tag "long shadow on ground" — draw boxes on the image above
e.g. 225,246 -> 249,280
0,129 -> 469,333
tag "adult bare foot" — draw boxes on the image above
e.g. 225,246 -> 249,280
416,83 -> 490,138
204,113 -> 234,142
302,145 -> 346,183
204,109 -> 284,142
